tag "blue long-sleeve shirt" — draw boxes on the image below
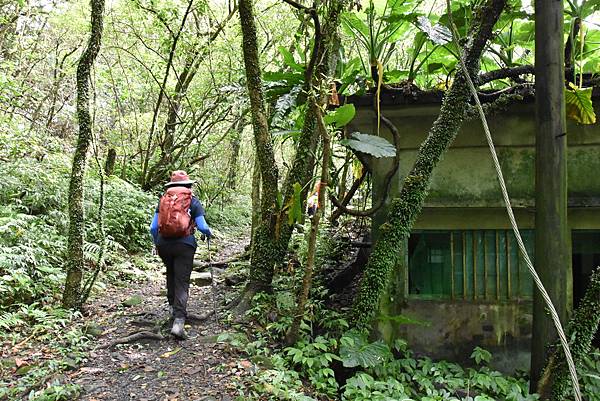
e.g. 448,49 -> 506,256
150,196 -> 212,248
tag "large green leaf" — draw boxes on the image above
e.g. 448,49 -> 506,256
582,0 -> 600,18
383,69 -> 408,83
511,19 -> 535,43
565,84 -> 597,125
278,46 -> 304,73
387,0 -> 421,15
427,62 -> 444,73
263,71 -> 303,85
324,104 -> 356,128
583,55 -> 600,73
341,132 -> 396,158
341,12 -> 369,43
339,330 -> 393,368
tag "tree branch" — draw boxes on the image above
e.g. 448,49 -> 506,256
329,114 -> 400,218
330,168 -> 367,222
478,65 -> 534,85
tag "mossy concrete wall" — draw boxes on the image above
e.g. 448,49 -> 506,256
348,101 -> 600,372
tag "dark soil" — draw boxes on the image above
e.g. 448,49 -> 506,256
73,236 -> 250,401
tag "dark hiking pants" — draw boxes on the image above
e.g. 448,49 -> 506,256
157,243 -> 195,319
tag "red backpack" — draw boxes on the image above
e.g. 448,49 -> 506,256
158,187 -> 194,238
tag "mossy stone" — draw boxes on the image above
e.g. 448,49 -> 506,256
122,295 -> 143,307
83,322 -> 104,337
15,365 -> 34,376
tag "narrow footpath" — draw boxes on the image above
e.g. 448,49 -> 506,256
73,237 -> 249,401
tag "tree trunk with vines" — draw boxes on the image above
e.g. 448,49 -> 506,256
274,0 -> 347,271
237,0 -> 280,311
537,269 -> 600,400
62,0 -> 105,309
350,0 -> 508,329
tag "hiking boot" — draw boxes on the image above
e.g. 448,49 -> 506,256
170,318 -> 186,339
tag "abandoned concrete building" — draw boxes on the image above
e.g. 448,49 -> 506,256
348,90 -> 600,371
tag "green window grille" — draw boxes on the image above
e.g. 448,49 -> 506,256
408,230 -> 535,301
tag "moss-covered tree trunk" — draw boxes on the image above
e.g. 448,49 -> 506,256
62,0 -> 105,309
104,148 -> 117,176
537,269 -> 600,400
237,0 -> 280,309
250,156 -> 261,251
232,1 -> 347,312
350,0 -> 507,328
530,0 -> 571,391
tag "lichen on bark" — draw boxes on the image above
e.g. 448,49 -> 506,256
237,0 -> 280,310
350,0 -> 508,329
537,268 -> 600,400
62,0 -> 105,309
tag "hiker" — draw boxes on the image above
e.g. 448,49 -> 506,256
149,170 -> 212,338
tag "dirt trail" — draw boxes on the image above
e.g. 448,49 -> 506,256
74,237 -> 249,401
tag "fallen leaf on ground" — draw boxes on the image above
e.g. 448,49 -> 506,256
80,367 -> 103,374
14,357 -> 27,367
160,347 -> 182,358
183,366 -> 203,375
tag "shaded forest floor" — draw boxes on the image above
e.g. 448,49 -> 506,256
72,236 -> 249,401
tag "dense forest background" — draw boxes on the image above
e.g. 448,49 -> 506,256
1,0 -> 600,400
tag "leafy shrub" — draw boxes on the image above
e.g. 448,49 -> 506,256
338,331 -> 538,401
204,192 -> 252,234
0,205 -> 67,307
285,336 -> 340,396
0,306 -> 88,400
0,123 -> 157,309
97,176 -> 155,252
0,144 -> 155,252
582,349 -> 600,401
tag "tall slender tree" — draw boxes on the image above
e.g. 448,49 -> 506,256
530,0 -> 571,390
233,0 -> 348,312
274,0 -> 347,269
62,0 -> 106,309
237,0 -> 281,310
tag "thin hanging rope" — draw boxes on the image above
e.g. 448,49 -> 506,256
445,1 -> 582,400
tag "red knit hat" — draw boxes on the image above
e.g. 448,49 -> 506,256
165,170 -> 196,187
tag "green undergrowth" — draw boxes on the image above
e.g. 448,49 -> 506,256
581,349 -> 600,401
205,193 -> 253,241
216,223 -> 600,401
215,224 -> 543,401
218,286 -> 543,401
0,305 -> 91,400
0,128 -> 157,399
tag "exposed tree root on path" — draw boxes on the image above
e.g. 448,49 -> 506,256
102,310 -> 217,349
99,330 -> 165,349
73,235 -> 249,400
